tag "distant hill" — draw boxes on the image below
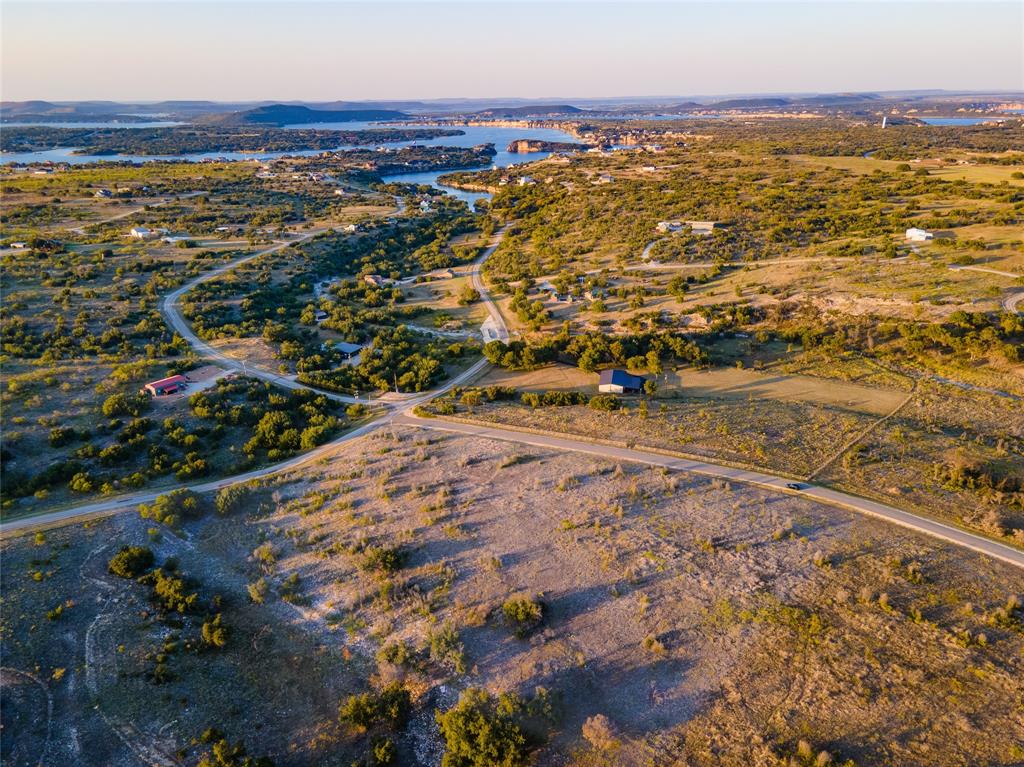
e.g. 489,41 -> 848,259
1,100 -> 69,115
660,102 -> 705,112
470,104 -> 584,118
199,104 -> 409,127
710,98 -> 790,109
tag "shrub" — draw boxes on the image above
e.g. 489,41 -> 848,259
362,545 -> 406,574
138,568 -> 199,613
436,688 -> 528,767
429,623 -> 467,674
101,392 -> 150,418
502,596 -> 544,638
247,577 -> 268,604
377,640 -> 415,668
201,613 -> 229,648
338,682 -> 412,732
139,488 -> 204,528
195,734 -> 273,767
581,714 -> 620,752
107,546 -> 155,578
215,484 -> 254,516
588,394 -> 620,411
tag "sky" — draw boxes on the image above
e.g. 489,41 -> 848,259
2,1 -> 1021,102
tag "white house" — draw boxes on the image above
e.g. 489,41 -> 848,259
517,176 -> 535,186
906,227 -> 934,242
129,227 -> 154,240
656,221 -> 684,234
597,174 -> 614,184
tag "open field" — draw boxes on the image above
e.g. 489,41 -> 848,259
478,364 -> 908,417
784,153 -> 1024,186
3,426 -> 1023,766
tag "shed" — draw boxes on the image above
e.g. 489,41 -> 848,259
598,369 -> 646,394
143,374 -> 188,396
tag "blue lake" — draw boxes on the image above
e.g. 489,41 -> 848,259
1,121 -> 579,205
2,121 -> 183,128
919,117 -> 1005,126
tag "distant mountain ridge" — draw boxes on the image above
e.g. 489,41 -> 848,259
470,104 -> 584,118
197,104 -> 409,126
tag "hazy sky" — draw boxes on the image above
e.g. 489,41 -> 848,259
2,1 -> 1021,101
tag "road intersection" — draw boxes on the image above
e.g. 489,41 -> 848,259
4,222 -> 1023,573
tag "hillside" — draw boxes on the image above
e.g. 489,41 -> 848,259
199,104 -> 409,126
471,104 -> 584,118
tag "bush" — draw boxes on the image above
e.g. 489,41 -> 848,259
195,734 -> 273,767
436,688 -> 528,767
362,545 -> 406,574
429,623 -> 467,674
101,392 -> 150,418
201,613 -> 229,648
215,484 -> 254,516
377,640 -> 415,668
588,394 -> 621,411
138,568 -> 199,614
107,546 -> 154,578
501,596 -> 544,638
338,682 -> 412,732
139,488 -> 204,528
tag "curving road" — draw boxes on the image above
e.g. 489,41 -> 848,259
394,414 -> 1024,570
5,221 -> 1024,572
0,226 -> 510,535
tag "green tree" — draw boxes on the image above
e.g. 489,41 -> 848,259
436,688 -> 528,767
107,546 -> 155,578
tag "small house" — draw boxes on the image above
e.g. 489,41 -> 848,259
597,174 -> 614,184
656,221 -> 684,234
142,374 -> 188,397
598,369 -> 646,394
129,226 -> 154,240
906,227 -> 933,242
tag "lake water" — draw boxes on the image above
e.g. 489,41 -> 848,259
1,120 -> 579,205
919,117 -> 1005,126
297,122 -> 579,205
2,121 -> 183,128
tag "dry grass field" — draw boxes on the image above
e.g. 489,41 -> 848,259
3,426 -> 1023,766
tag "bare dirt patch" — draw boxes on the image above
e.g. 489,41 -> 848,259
4,426 -> 1024,766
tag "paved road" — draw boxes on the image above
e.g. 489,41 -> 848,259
471,228 -> 511,343
6,219 -> 1023,572
0,227 -> 510,535
395,414 -> 1024,571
